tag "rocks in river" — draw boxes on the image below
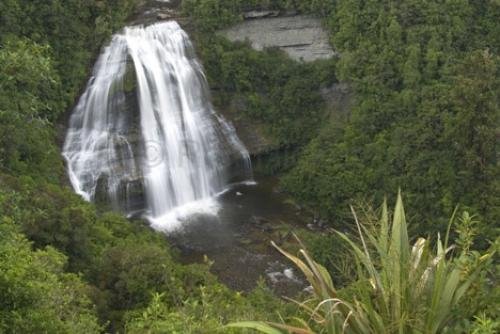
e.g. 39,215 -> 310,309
283,268 -> 295,280
303,285 -> 314,294
250,215 -> 268,225
266,263 -> 302,285
307,216 -> 329,231
238,238 -> 253,245
250,215 -> 275,232
313,216 -> 327,228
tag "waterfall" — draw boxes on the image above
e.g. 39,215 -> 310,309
63,21 -> 252,231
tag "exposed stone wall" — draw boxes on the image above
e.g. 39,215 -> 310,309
221,15 -> 336,62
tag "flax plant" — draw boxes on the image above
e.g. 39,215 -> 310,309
228,192 -> 494,333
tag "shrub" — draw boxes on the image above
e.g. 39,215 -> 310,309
229,193 -> 496,333
0,220 -> 102,333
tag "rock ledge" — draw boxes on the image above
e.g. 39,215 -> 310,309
221,14 -> 336,62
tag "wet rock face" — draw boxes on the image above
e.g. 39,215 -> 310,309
221,15 -> 336,62
91,58 -> 147,213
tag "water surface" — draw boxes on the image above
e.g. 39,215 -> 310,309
168,175 -> 308,295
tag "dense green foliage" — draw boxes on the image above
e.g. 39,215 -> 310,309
0,175 -> 291,332
0,0 -> 138,179
124,281 -> 294,333
282,1 -> 500,235
198,37 -> 334,147
182,0 -> 334,32
0,40 -> 64,179
0,0 -> 136,103
231,195 -> 499,333
184,0 -> 499,237
0,2 -> 150,330
0,220 -> 102,333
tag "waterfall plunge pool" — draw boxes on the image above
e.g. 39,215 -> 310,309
166,174 -> 308,296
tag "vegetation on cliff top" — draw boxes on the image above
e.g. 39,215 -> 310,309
184,0 -> 499,239
283,1 -> 500,239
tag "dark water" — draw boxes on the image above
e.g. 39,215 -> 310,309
167,175 -> 309,296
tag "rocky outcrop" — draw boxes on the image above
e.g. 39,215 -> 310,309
221,14 -> 336,62
130,0 -> 185,26
213,14 -> 348,155
221,83 -> 353,157
243,10 -> 280,19
223,112 -> 277,156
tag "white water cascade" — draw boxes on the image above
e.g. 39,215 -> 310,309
63,21 -> 252,231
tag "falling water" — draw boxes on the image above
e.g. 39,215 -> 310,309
63,21 -> 252,231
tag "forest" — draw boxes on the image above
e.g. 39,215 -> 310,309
0,0 -> 498,333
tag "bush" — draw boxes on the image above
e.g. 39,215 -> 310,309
0,220 -> 102,333
195,36 -> 332,149
230,193 -> 497,333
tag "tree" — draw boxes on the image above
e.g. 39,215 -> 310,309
0,220 -> 101,333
